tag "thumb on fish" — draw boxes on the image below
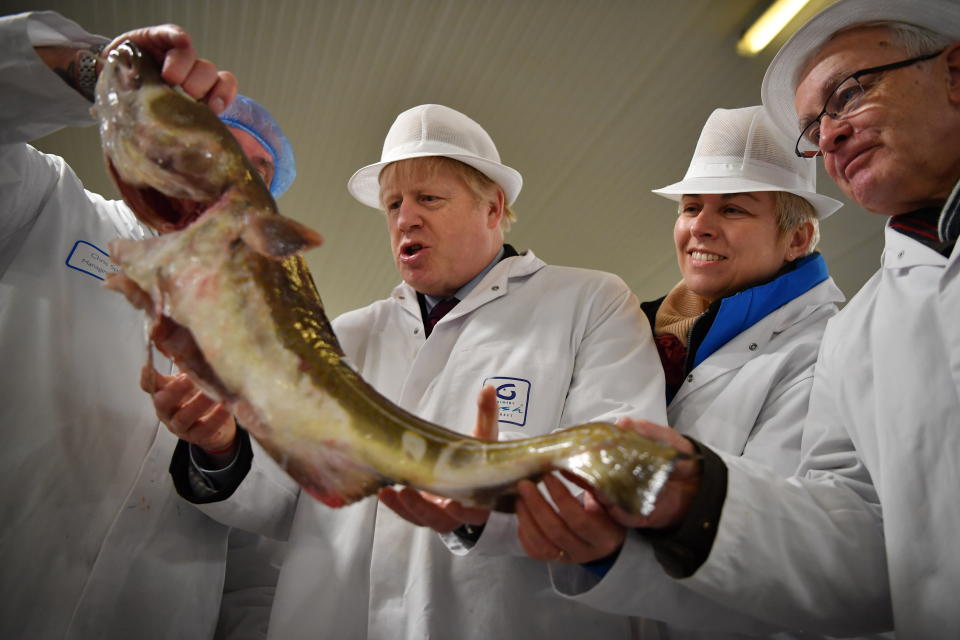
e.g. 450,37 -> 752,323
615,416 -> 694,455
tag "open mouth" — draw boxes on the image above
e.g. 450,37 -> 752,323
108,160 -> 214,232
401,243 -> 424,258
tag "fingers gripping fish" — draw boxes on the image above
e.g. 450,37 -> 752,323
96,41 -> 679,516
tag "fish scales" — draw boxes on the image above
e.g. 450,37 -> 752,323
96,41 -> 678,515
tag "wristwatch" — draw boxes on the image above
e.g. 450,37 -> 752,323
75,43 -> 105,101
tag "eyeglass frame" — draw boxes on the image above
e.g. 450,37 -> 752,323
794,48 -> 944,158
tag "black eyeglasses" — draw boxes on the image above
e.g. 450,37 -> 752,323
795,49 -> 944,158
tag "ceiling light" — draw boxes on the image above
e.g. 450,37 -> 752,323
737,0 -> 813,56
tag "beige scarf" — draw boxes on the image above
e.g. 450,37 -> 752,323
654,281 -> 710,347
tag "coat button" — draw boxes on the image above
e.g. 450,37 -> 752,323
897,251 -> 904,259
687,374 -> 694,383
748,343 -> 758,351
414,327 -> 420,334
492,285 -> 500,291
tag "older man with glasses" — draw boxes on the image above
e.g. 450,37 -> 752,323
562,0 -> 960,638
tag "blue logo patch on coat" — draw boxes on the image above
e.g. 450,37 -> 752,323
483,377 -> 531,427
66,240 -> 119,281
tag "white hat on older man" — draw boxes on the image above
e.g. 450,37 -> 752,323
653,106 -> 842,219
761,0 -> 960,139
348,104 -> 523,210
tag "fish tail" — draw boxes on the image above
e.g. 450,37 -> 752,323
547,424 -> 677,517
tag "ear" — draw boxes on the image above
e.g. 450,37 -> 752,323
485,187 -> 505,230
946,40 -> 960,105
785,220 -> 815,261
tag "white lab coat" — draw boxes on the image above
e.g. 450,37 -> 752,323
193,250 -> 668,639
549,277 -> 896,639
214,529 -> 287,640
666,222 -> 960,638
0,12 -> 229,639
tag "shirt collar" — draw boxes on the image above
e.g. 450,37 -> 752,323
936,176 -> 960,247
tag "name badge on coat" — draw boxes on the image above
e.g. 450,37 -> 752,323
483,376 -> 531,427
66,240 -> 120,281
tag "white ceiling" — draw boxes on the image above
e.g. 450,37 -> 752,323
12,0 -> 885,317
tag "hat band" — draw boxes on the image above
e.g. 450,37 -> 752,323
683,157 -> 812,192
381,139 -> 499,164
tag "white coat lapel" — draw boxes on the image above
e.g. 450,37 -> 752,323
396,250 -> 545,412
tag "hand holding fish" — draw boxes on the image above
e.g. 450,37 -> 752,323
141,364 -> 238,461
515,419 -> 700,563
104,24 -> 236,114
601,418 -> 701,529
515,474 -> 625,564
378,386 -> 499,532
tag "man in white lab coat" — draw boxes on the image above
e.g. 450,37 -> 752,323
164,103 -> 668,639
590,1 -> 960,637
0,11 -> 288,639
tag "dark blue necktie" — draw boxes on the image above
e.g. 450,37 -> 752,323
425,297 -> 459,337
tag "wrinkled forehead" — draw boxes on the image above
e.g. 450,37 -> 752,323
795,25 -> 906,108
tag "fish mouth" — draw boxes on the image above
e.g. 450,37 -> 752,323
97,40 -> 267,233
107,159 -> 213,232
105,42 -> 146,92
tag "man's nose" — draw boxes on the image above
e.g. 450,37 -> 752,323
818,115 -> 852,153
396,199 -> 423,231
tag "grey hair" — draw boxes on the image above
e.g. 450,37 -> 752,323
799,21 -> 954,81
849,20 -> 955,55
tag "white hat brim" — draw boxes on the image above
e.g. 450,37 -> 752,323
653,176 -> 843,220
347,152 -> 523,210
761,0 -> 960,139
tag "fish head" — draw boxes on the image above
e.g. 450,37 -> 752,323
93,40 -> 276,234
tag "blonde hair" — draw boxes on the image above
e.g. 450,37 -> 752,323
379,156 -> 516,232
774,191 -> 820,256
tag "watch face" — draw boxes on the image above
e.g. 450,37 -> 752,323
76,45 -> 105,100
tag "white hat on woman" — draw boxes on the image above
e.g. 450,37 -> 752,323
653,106 -> 842,219
348,104 -> 523,209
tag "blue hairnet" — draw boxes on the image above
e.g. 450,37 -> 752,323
219,94 -> 296,198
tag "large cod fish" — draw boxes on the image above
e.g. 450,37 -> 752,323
97,41 -> 679,515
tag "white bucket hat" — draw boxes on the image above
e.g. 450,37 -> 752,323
347,104 -> 523,210
653,106 -> 842,219
761,0 -> 960,139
